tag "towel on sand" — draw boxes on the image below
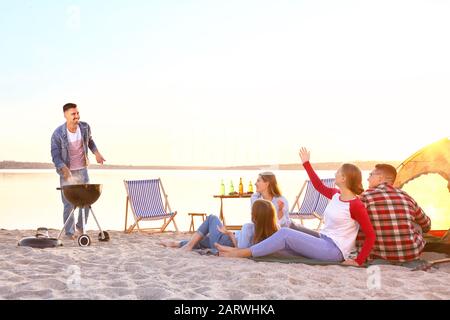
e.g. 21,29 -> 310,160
250,255 -> 442,270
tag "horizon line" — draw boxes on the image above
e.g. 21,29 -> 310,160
0,160 -> 401,170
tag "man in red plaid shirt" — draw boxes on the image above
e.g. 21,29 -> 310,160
357,164 -> 431,262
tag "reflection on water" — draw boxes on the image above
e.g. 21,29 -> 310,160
1,169 -> 449,231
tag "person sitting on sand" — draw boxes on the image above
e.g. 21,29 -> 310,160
251,171 -> 291,228
216,147 -> 376,267
159,199 -> 279,252
356,164 -> 431,263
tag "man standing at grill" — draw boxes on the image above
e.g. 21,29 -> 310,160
51,103 -> 106,239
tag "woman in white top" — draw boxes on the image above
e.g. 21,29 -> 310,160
250,171 -> 291,227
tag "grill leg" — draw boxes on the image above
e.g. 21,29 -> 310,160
81,206 -> 87,234
58,207 -> 77,239
89,206 -> 105,239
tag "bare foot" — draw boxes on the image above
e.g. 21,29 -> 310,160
180,244 -> 194,252
215,243 -> 252,258
158,240 -> 180,248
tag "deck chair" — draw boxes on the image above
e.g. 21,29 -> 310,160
289,178 -> 335,230
124,179 -> 179,233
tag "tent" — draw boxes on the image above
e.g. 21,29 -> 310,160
395,137 -> 450,192
394,137 -> 450,239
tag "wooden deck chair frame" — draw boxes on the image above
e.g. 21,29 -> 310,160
124,178 -> 179,233
289,178 -> 335,231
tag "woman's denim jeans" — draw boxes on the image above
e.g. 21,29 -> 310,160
180,215 -> 233,252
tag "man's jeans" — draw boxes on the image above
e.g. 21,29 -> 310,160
60,168 -> 90,236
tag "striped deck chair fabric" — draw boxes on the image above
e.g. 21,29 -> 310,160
124,179 -> 178,233
289,178 -> 335,230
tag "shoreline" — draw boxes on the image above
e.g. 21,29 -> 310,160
0,161 -> 401,171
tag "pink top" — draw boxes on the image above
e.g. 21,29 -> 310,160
67,126 -> 86,170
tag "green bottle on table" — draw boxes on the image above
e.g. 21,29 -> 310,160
229,180 -> 235,195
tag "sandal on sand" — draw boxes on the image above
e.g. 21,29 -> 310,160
412,258 -> 450,271
36,227 -> 49,238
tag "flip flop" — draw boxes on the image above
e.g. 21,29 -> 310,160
412,258 -> 450,271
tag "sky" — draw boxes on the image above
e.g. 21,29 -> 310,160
1,0 -> 449,166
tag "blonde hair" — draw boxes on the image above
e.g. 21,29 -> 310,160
251,199 -> 279,244
259,172 -> 282,197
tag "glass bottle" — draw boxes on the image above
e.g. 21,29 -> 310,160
229,180 -> 235,194
239,177 -> 244,195
248,180 -> 253,194
220,179 -> 225,196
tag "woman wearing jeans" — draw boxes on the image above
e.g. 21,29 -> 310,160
159,199 -> 280,253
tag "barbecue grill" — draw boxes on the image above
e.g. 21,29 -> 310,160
57,184 -> 110,246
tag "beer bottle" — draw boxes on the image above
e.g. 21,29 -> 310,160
248,180 -> 254,194
220,179 -> 225,196
239,177 -> 244,195
229,180 -> 235,194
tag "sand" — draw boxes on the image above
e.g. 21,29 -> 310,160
1,229 -> 449,300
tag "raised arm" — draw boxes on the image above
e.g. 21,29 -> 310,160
299,147 -> 338,199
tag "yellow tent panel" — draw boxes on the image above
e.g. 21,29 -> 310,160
394,137 -> 450,192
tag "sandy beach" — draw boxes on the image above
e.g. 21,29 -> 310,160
0,229 -> 449,300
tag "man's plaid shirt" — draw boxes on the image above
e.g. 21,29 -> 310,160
356,183 -> 431,262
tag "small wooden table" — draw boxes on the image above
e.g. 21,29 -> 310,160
188,213 -> 207,232
213,193 -> 253,230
